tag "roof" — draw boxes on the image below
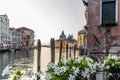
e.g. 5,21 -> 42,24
9,28 -> 16,31
78,30 -> 86,34
16,27 -> 34,32
59,31 -> 66,40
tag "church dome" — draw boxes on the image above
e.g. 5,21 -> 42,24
59,31 -> 66,40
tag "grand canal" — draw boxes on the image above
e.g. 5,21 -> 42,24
0,49 -> 34,79
0,47 -> 79,79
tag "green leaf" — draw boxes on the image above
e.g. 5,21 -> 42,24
13,76 -> 17,80
15,70 -> 23,76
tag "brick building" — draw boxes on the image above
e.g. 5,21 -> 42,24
82,0 -> 120,53
16,27 -> 34,48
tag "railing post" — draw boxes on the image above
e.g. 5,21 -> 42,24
66,43 -> 68,59
59,41 -> 62,61
50,38 -> 55,63
37,39 -> 41,80
96,68 -> 106,80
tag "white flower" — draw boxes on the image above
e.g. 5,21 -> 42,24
81,68 -> 90,79
47,62 -> 56,69
112,63 -> 115,67
93,64 -> 97,70
81,71 -> 90,79
90,63 -> 97,73
72,66 -> 80,76
45,73 -> 52,80
111,55 -> 118,60
54,67 -> 61,75
76,56 -> 83,63
98,62 -> 105,68
106,66 -> 110,69
91,69 -> 96,73
109,73 -> 113,76
88,62 -> 92,68
85,68 -> 90,74
54,66 -> 66,75
107,54 -> 118,60
85,57 -> 93,63
60,66 -> 66,73
82,71 -> 86,78
68,74 -> 75,80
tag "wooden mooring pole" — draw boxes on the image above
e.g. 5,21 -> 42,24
59,41 -> 62,61
74,44 -> 77,59
69,45 -> 71,58
66,43 -> 68,59
37,39 -> 41,80
50,38 -> 55,63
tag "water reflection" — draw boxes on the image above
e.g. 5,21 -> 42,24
0,47 -> 80,79
34,48 -> 51,72
0,50 -> 34,78
34,47 -> 80,73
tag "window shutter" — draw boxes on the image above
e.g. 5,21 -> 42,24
102,1 -> 116,23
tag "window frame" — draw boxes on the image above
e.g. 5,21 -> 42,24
100,0 -> 118,26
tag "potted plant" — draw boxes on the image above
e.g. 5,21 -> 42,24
102,20 -> 117,27
45,56 -> 99,80
101,54 -> 120,80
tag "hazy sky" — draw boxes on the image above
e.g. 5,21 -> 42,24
0,0 -> 86,43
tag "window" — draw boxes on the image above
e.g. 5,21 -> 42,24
102,0 -> 116,26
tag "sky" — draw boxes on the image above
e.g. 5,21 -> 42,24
0,0 -> 86,43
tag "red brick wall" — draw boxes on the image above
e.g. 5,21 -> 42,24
87,0 -> 102,48
87,0 -> 120,48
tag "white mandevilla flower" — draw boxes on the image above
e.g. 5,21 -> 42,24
112,63 -> 115,67
85,57 -> 93,63
111,55 -> 118,60
54,66 -> 66,75
98,62 -> 105,68
106,65 -> 110,69
45,73 -> 52,80
85,68 -> 90,74
93,62 -> 97,70
47,62 -> 57,69
47,62 -> 56,69
60,66 -> 66,73
109,73 -> 113,77
54,67 -> 61,75
107,54 -> 118,60
81,71 -> 90,79
68,74 -> 75,80
90,62 -> 97,73
76,56 -> 84,63
88,62 -> 92,68
72,66 -> 80,76
81,68 -> 90,79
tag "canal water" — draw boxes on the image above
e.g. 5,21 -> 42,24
0,49 -> 34,79
0,47 -> 79,79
